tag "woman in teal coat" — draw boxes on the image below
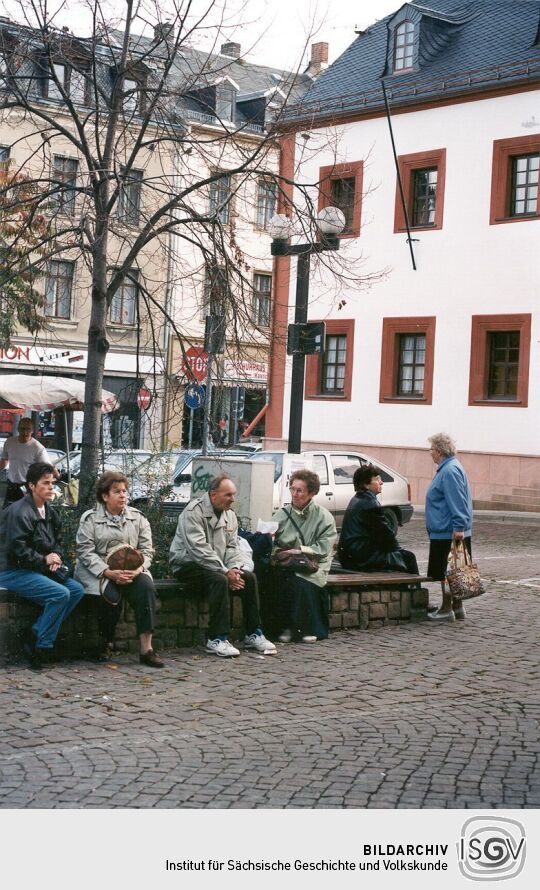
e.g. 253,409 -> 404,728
271,469 -> 337,643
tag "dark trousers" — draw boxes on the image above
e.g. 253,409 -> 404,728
173,564 -> 261,639
99,573 -> 157,642
3,481 -> 25,507
272,571 -> 329,640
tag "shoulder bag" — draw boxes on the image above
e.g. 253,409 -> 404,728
270,509 -> 320,574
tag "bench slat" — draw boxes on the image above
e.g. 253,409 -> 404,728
327,573 -> 430,587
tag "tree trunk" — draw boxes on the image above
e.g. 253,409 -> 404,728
79,218 -> 110,506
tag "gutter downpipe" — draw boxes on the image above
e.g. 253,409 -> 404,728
381,79 -> 418,271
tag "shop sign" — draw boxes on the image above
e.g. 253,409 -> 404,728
0,342 -> 160,374
0,345 -> 31,362
222,359 -> 268,384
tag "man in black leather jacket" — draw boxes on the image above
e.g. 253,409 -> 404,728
338,464 -> 418,573
0,461 -> 84,669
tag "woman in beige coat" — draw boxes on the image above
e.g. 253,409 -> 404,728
75,470 -> 164,667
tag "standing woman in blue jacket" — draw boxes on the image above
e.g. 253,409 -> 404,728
426,433 -> 473,622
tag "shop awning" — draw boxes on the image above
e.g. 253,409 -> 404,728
0,374 -> 119,413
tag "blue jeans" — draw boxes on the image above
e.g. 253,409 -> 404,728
0,569 -> 85,649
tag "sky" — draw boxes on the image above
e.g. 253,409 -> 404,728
217,0 -> 400,69
2,0 -> 400,70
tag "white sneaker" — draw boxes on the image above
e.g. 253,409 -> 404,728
243,633 -> 277,655
301,635 -> 317,643
427,610 -> 455,623
278,629 -> 292,643
206,638 -> 240,657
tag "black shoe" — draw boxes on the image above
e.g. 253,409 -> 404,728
139,649 -> 164,668
35,647 -> 54,666
96,642 -> 115,663
23,641 -> 41,670
22,639 -> 43,671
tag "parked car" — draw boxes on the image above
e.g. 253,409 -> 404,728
126,450 -> 185,505
233,441 -> 263,453
54,449 -> 155,482
52,450 -> 82,474
44,447 -> 66,464
51,449 -> 180,505
144,448 -> 412,529
248,450 -> 413,531
132,448 -> 251,514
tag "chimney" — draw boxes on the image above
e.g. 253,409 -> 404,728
153,22 -> 175,45
221,41 -> 241,59
307,41 -> 329,76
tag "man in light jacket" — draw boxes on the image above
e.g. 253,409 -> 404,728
170,473 -> 275,657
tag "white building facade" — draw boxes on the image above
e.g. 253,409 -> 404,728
266,0 -> 540,510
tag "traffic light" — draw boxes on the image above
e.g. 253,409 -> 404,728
287,322 -> 326,355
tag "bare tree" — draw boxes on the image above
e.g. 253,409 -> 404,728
0,0 -> 378,502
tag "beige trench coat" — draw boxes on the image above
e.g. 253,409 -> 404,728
74,503 -> 154,597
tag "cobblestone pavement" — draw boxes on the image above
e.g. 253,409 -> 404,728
0,517 -> 539,809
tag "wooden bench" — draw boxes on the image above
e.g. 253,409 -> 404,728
154,577 -> 186,598
327,571 -> 430,588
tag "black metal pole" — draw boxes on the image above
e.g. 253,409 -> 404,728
381,80 -> 417,271
288,250 -> 310,453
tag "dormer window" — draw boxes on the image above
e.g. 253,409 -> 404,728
123,77 -> 141,113
45,61 -> 68,100
215,85 -> 236,123
394,21 -> 415,72
40,60 -> 90,104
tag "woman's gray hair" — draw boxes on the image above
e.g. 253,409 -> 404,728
428,433 -> 456,458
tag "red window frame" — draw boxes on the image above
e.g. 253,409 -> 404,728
318,161 -> 363,238
379,316 -> 436,405
468,314 -> 531,407
305,319 -> 355,401
489,135 -> 540,225
394,148 -> 446,232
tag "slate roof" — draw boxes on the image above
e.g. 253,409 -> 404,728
0,17 -> 311,134
282,0 -> 540,124
115,30 -> 311,130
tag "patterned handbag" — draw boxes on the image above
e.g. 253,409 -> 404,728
446,540 -> 485,600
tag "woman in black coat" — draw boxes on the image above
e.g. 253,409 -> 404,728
338,464 -> 418,573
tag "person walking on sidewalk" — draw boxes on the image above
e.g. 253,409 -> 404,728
169,473 -> 276,657
426,433 -> 473,623
0,418 -> 49,506
0,461 -> 84,669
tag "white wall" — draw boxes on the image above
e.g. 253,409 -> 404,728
282,90 -> 540,456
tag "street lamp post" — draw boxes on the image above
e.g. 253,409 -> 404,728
269,208 -> 345,454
